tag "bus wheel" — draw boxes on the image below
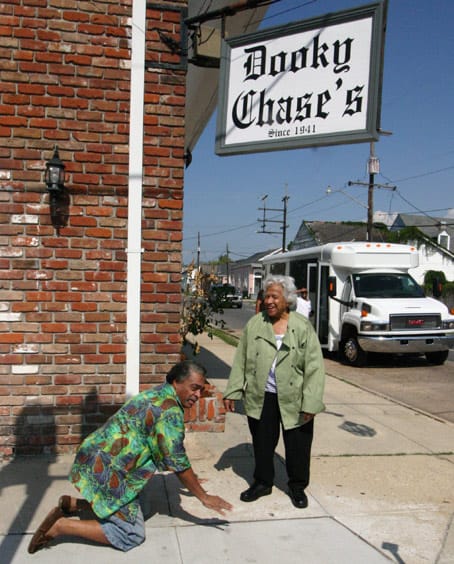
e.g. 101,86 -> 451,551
425,350 -> 448,365
342,335 -> 367,367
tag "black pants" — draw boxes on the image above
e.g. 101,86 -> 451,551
247,392 -> 314,491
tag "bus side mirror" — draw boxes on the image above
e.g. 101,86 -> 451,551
328,276 -> 337,297
432,278 -> 442,298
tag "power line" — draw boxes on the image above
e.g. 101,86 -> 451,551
184,196 -> 453,242
375,169 -> 453,223
393,190 -> 438,221
257,0 -> 318,25
395,208 -> 453,215
185,159 -> 453,245
392,165 -> 454,183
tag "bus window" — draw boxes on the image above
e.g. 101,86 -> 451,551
270,263 -> 286,276
289,260 -> 308,288
353,273 -> 425,299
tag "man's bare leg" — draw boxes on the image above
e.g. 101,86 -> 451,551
48,516 -> 110,546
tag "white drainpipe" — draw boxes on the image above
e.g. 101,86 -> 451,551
126,0 -> 146,397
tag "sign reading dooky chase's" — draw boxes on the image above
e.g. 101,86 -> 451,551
216,2 -> 386,155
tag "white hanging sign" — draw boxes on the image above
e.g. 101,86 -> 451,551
216,2 -> 386,155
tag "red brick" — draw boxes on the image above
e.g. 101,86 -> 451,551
56,396 -> 84,406
55,375 -> 82,385
42,323 -> 68,333
0,2 -> 204,456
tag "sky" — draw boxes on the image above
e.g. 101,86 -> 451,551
182,0 -> 454,265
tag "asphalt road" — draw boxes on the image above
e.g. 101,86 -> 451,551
323,352 -> 454,424
216,301 -> 454,424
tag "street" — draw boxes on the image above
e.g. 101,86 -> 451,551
215,302 -> 454,424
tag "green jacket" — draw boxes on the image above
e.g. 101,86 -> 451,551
224,311 -> 326,430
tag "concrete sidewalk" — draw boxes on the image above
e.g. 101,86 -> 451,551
1,333 -> 453,563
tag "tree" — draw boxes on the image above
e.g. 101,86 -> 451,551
180,269 -> 226,354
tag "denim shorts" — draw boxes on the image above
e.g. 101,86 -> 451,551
100,504 -> 145,552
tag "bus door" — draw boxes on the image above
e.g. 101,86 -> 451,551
289,259 -> 327,344
308,263 -> 329,346
306,263 -> 317,329
318,265 -> 330,345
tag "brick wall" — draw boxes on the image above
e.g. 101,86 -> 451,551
184,384 -> 226,433
0,0 -> 189,457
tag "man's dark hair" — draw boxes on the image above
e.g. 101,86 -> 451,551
166,360 -> 207,384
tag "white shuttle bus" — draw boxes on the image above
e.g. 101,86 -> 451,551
261,242 -> 454,366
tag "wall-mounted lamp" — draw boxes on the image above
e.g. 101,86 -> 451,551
45,146 -> 65,198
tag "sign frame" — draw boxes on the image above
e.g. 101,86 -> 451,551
215,1 -> 387,156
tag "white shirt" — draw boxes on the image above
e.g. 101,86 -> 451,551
296,296 -> 311,318
265,334 -> 284,393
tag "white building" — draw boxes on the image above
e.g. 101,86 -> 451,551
390,214 -> 454,284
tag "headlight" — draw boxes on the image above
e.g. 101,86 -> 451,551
442,320 -> 454,330
360,321 -> 390,331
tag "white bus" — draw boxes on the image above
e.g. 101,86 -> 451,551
261,242 -> 454,366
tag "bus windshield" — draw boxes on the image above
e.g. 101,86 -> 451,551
352,273 -> 425,299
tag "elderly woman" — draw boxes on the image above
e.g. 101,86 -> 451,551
223,275 -> 325,508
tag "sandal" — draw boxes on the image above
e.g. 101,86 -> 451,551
28,506 -> 63,554
58,495 -> 90,515
58,495 -> 73,515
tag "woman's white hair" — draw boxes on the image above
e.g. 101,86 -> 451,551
263,275 -> 298,309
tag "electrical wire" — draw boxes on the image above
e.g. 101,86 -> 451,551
376,165 -> 453,223
249,0 -> 318,27
390,165 -> 454,184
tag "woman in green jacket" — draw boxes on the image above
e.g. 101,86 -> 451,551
223,275 -> 325,509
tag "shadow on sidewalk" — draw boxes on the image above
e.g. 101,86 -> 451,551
182,341 -> 231,383
213,442 -> 289,494
0,388 -> 101,560
140,473 -> 230,528
0,405 -> 60,559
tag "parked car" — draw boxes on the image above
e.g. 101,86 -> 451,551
208,284 -> 243,309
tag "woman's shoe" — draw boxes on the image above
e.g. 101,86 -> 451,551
240,482 -> 272,502
288,488 -> 308,509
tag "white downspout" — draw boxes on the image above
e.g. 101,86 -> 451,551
126,0 -> 146,397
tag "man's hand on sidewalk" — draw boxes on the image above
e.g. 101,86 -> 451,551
200,493 -> 233,515
176,467 -> 233,515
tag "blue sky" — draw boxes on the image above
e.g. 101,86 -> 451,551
183,0 -> 454,265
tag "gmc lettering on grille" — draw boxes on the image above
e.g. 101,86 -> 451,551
408,319 -> 424,326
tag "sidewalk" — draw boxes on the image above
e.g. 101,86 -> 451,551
1,333 -> 453,563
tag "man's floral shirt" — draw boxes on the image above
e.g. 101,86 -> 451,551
69,383 -> 190,522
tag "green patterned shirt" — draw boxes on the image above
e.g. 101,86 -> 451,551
69,383 -> 190,522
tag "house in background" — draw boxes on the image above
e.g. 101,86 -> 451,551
183,250 -> 279,300
230,249 -> 280,298
290,220 -> 388,250
391,213 -> 453,251
198,215 -> 454,305
390,213 -> 454,284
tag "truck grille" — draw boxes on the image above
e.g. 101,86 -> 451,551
389,314 -> 441,330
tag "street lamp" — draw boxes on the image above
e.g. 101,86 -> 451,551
326,186 -> 368,210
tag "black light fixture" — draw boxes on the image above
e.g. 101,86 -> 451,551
45,146 -> 65,197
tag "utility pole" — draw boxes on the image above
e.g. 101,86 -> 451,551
258,192 -> 289,252
196,231 -> 200,270
367,142 -> 379,242
348,134 -> 395,242
282,194 -> 289,252
225,243 -> 230,282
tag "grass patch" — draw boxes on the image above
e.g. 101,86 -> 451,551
207,326 -> 240,348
